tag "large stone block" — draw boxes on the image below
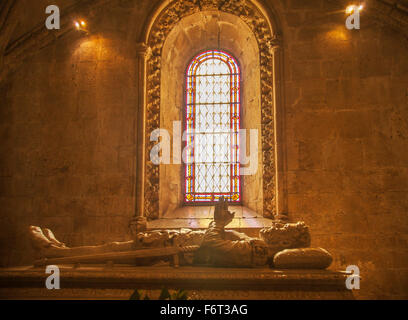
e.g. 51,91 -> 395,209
291,60 -> 321,80
289,0 -> 322,10
335,110 -> 371,139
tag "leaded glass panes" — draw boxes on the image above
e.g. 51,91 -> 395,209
184,50 -> 241,203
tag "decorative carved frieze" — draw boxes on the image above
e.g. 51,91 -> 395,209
144,0 -> 278,219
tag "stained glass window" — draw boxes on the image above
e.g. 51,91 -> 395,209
184,50 -> 241,203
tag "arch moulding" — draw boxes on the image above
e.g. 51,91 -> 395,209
135,0 -> 288,221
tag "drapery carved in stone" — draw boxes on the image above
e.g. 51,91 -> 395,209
144,0 -> 281,219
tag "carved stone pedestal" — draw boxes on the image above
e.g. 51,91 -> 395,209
0,266 -> 354,300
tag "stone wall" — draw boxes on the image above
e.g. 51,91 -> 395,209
0,0 -> 407,299
281,0 -> 408,299
0,1 -> 153,266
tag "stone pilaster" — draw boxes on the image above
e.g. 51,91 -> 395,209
134,43 -> 151,218
270,36 -> 289,221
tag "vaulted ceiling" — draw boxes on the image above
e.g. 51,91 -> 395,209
1,0 -> 408,82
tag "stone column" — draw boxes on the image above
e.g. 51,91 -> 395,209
270,36 -> 289,221
134,43 -> 151,218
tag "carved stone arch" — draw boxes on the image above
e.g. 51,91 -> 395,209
139,0 -> 287,220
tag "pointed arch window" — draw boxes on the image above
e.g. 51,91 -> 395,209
184,50 -> 241,203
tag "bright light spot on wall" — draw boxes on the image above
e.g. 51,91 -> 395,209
326,28 -> 348,41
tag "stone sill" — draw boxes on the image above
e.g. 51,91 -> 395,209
148,206 -> 273,235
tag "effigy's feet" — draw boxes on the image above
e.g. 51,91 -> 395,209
29,226 -> 52,250
42,228 -> 66,248
28,226 -> 68,259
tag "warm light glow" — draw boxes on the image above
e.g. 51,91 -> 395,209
74,20 -> 88,33
346,4 -> 364,14
346,5 -> 355,14
326,28 -> 349,41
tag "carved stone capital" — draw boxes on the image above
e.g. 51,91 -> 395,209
135,42 -> 152,59
267,35 -> 283,53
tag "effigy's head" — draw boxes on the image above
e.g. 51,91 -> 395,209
259,221 -> 311,250
214,196 -> 235,226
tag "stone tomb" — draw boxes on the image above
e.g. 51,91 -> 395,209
0,265 -> 353,300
